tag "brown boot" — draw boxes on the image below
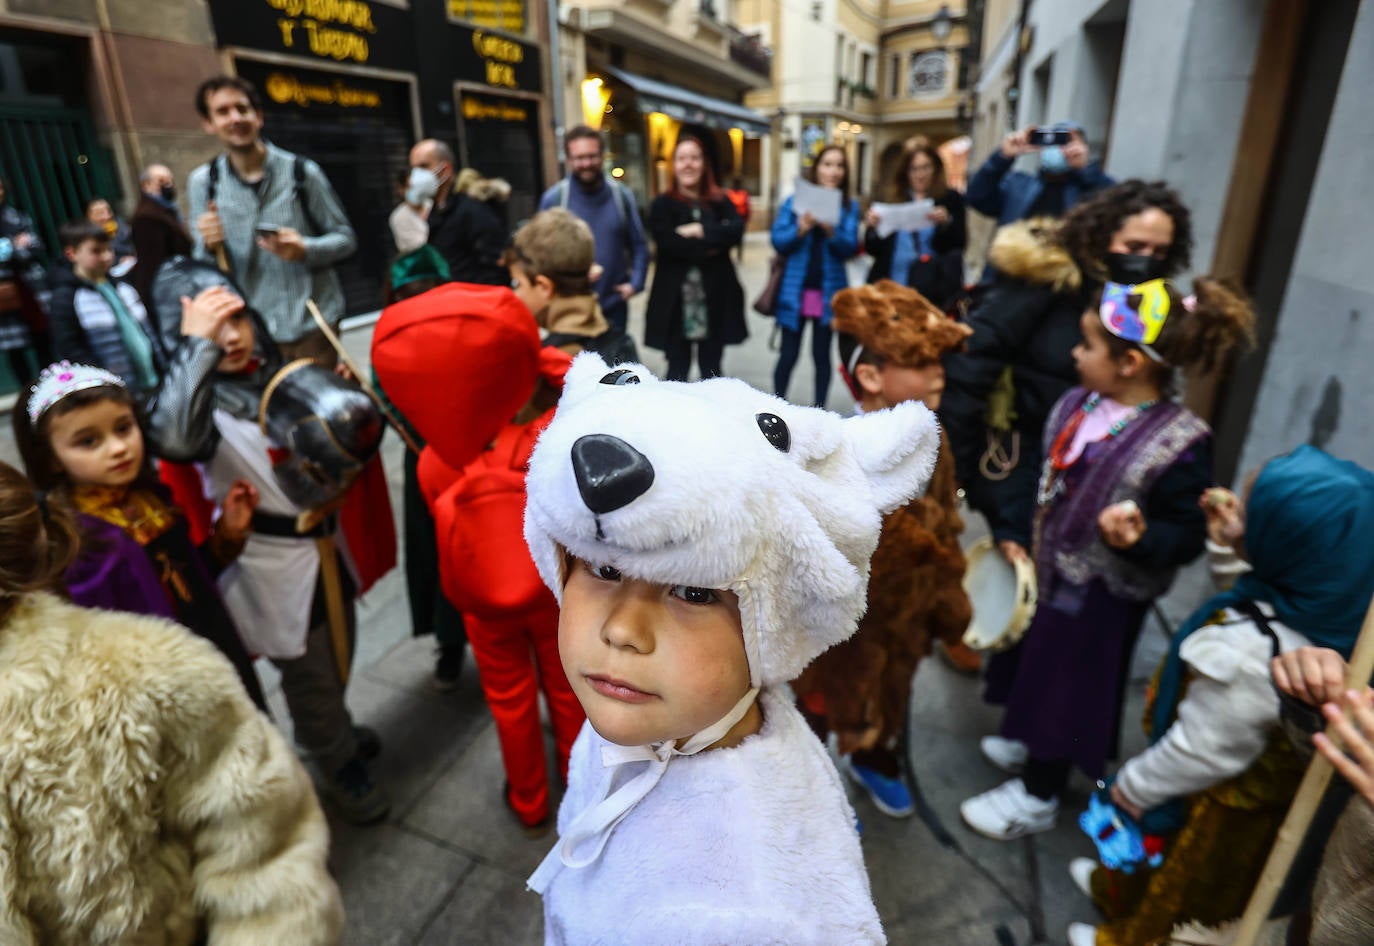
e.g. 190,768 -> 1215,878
938,639 -> 982,675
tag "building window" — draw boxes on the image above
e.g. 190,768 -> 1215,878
888,54 -> 899,98
909,50 -> 948,97
860,51 -> 872,88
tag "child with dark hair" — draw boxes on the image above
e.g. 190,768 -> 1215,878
48,219 -> 165,395
961,275 -> 1255,841
14,356 -> 265,709
0,458 -> 342,944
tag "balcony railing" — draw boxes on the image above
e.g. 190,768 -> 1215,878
726,26 -> 772,77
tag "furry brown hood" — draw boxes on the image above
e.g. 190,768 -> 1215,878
987,217 -> 1083,293
468,176 -> 511,202
831,280 -> 972,366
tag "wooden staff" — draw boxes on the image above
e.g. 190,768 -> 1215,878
1230,590 -> 1374,946
304,298 -> 422,457
316,535 -> 351,685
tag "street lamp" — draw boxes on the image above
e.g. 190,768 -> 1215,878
931,4 -> 952,45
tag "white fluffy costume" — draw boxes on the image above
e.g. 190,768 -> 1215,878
523,354 -> 941,945
0,594 -> 342,945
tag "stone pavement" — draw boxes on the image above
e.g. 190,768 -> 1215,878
0,234 -> 1225,945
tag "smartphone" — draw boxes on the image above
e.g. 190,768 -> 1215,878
255,224 -> 281,239
1028,126 -> 1072,147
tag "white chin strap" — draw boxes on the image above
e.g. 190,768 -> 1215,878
527,686 -> 760,894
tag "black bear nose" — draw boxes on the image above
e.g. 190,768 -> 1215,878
571,435 -> 655,515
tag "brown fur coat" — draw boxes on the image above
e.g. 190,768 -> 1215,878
0,593 -> 342,945
793,431 -> 971,744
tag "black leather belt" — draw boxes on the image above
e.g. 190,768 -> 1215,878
251,509 -> 336,539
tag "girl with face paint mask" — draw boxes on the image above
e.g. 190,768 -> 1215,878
940,180 -> 1194,571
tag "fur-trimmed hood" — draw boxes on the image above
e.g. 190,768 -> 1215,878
987,217 -> 1083,293
468,176 -> 512,203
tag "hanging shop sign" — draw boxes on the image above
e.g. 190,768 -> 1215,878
208,0 -> 415,72
448,0 -> 526,35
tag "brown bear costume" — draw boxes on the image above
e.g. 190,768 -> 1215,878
793,280 -> 973,780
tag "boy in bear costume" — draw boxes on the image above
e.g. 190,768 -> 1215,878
523,352 -> 942,945
793,279 -> 974,818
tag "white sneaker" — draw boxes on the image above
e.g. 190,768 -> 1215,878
1067,921 -> 1098,946
980,735 -> 1029,774
959,778 -> 1058,840
1069,857 -> 1097,897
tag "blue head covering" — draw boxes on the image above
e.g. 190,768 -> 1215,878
1151,445 -> 1374,741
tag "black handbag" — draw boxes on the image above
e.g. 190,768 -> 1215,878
751,254 -> 785,316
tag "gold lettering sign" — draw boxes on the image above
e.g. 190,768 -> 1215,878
473,30 -> 522,88
267,0 -> 376,63
265,71 -> 383,109
462,97 -> 528,122
449,0 -> 525,33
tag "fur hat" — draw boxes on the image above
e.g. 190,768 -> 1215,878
523,353 -> 942,687
831,279 -> 972,368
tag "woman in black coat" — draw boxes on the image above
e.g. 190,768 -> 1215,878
644,136 -> 746,381
863,144 -> 966,311
939,180 -> 1195,563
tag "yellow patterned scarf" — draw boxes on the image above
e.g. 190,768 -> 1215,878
72,485 -> 176,547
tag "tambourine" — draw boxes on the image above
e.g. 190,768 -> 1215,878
961,536 -> 1038,653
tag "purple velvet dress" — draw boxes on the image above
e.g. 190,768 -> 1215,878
66,514 -> 267,710
983,389 -> 1210,779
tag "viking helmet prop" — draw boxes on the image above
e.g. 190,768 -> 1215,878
258,359 -> 383,511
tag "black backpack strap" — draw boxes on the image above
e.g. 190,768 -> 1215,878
293,154 -> 324,237
1236,600 -> 1282,659
207,155 -> 220,204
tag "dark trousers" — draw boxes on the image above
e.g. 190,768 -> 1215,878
773,318 -> 834,407
664,334 -> 725,382
270,594 -> 359,775
403,449 -> 467,654
1023,757 -> 1073,801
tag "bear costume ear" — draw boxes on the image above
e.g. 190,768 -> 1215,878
842,400 -> 941,513
558,352 -> 657,410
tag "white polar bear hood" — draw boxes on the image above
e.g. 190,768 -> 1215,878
524,353 -> 941,687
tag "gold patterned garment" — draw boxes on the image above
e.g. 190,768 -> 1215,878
1088,666 -> 1305,946
72,485 -> 177,547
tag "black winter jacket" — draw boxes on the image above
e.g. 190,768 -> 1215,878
939,218 -> 1092,548
643,193 -> 746,351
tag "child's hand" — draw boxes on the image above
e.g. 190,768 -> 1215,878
1098,500 -> 1147,549
217,479 -> 260,542
1272,646 -> 1349,708
998,539 -> 1029,565
1109,781 -> 1144,822
181,285 -> 244,340
1314,688 -> 1374,808
1200,487 -> 1245,547
588,262 -> 605,283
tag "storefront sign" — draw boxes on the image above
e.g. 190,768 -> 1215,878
237,59 -> 408,118
450,24 -> 542,92
208,0 -> 415,72
448,0 -> 526,34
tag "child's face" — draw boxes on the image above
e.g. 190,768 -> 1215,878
66,238 -> 113,280
509,265 -> 553,319
876,361 -> 946,411
1073,311 -> 1125,397
47,400 -> 144,489
215,310 -> 256,373
559,558 -> 753,748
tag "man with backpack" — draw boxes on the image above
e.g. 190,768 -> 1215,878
538,125 -> 649,336
189,76 -> 357,366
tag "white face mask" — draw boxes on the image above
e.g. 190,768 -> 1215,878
406,167 -> 440,204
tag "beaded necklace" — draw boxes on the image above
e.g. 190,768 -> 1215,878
1038,393 -> 1158,505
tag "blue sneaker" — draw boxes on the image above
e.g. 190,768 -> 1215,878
844,757 -> 915,818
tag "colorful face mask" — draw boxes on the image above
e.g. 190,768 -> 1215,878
1099,279 -> 1171,360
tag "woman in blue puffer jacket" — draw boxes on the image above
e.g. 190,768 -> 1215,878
770,145 -> 860,408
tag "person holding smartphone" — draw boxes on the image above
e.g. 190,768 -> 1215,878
966,121 -> 1115,230
189,76 -> 357,366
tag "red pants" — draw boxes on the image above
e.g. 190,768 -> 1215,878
465,603 -> 584,825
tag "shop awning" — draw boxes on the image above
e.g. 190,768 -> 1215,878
600,65 -> 771,136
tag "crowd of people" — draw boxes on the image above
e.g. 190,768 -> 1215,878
0,71 -> 1372,946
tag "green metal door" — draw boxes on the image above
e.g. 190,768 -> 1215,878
0,105 -> 119,393
0,104 -> 120,260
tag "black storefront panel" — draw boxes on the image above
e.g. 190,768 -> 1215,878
236,59 -> 414,315
457,90 -> 542,226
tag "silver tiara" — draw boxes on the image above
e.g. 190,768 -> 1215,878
26,361 -> 126,424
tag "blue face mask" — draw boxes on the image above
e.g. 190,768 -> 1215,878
1040,146 -> 1069,175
